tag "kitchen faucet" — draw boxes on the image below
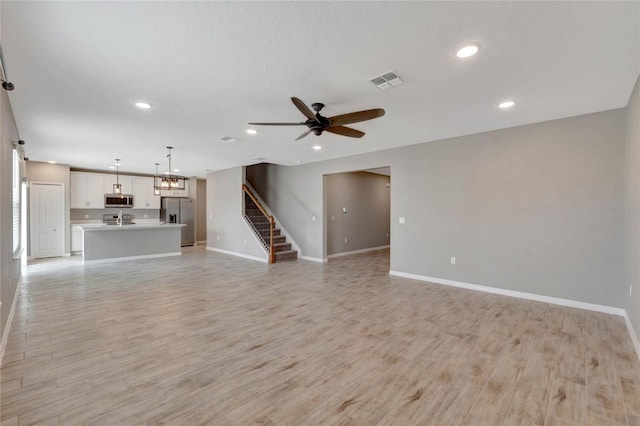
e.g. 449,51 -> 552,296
117,210 -> 123,227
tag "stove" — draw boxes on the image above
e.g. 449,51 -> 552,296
102,213 -> 135,225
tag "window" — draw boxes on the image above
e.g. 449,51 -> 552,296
13,149 -> 21,255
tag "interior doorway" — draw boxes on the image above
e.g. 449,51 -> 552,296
323,167 -> 391,259
30,182 -> 65,259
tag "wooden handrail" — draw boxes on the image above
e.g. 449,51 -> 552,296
242,184 -> 275,263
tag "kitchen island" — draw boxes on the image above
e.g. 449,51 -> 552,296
76,223 -> 186,263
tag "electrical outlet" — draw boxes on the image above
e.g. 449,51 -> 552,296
217,235 -> 220,240
331,215 -> 335,221
244,240 -> 247,245
209,214 -> 213,219
344,237 -> 349,244
631,286 -> 634,297
312,215 -> 316,222
399,217 -> 405,224
450,257 -> 456,265
342,207 -> 348,213
386,233 -> 389,238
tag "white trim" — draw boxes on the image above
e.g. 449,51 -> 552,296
388,270 -> 625,316
82,252 -> 181,265
299,255 -> 328,263
624,312 -> 640,362
196,240 -> 207,245
206,246 -> 268,263
0,276 -> 22,365
328,245 -> 390,259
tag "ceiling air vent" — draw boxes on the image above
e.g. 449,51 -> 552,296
369,70 -> 405,90
219,136 -> 239,143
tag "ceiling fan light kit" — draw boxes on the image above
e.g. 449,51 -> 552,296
249,97 -> 385,141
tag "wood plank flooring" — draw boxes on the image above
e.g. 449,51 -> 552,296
1,247 -> 639,425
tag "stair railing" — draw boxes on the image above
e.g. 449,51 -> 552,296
242,184 -> 275,263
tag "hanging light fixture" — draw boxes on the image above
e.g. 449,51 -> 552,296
153,147 -> 185,192
153,163 -> 161,196
113,159 -> 122,194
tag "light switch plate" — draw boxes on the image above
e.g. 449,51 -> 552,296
399,217 -> 405,224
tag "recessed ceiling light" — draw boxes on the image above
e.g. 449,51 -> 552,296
108,166 -> 115,169
135,102 -> 152,109
313,145 -> 322,151
47,160 -> 56,164
174,169 -> 180,172
246,129 -> 258,135
455,44 -> 480,58
499,100 -> 515,109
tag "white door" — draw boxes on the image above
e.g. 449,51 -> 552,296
30,183 -> 65,259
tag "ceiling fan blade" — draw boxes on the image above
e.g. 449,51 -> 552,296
295,129 -> 312,141
291,97 -> 320,123
329,108 -> 385,126
248,122 -> 307,126
325,125 -> 365,138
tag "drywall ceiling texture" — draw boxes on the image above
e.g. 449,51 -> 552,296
253,109 -> 626,308
625,76 -> 640,339
1,2 -> 638,176
325,172 -> 390,256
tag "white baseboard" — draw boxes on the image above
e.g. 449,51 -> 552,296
0,275 -> 22,365
206,246 -> 268,263
388,270 -> 625,316
196,240 -> 207,246
299,255 -> 327,263
328,245 -> 390,259
82,252 -> 181,265
624,312 -> 640,362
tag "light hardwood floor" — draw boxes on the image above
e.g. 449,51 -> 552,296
1,247 -> 640,425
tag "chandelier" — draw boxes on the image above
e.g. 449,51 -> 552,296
113,159 -> 122,194
154,147 -> 185,194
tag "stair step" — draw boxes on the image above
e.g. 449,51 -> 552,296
274,250 -> 297,262
273,242 -> 292,252
273,235 -> 286,244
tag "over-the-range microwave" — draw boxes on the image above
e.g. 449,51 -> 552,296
104,194 -> 134,208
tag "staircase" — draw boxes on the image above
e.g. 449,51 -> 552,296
243,189 -> 297,263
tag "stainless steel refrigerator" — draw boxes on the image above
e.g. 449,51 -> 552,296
160,198 -> 194,246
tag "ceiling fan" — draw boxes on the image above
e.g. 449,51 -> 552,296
249,97 -> 385,141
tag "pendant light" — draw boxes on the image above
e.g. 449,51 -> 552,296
153,163 -> 161,196
153,147 -> 185,192
113,159 -> 122,194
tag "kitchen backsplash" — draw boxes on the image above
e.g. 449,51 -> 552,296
71,209 -> 160,221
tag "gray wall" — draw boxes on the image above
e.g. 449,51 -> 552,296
26,161 -> 71,255
206,166 -> 266,260
253,109 -> 626,308
0,71 -> 22,352
326,171 -> 390,256
625,75 -> 640,343
195,179 -> 207,243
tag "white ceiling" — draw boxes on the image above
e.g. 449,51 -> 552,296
2,1 -> 639,177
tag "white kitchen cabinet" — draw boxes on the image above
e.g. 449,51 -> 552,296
71,225 -> 83,253
70,172 -> 105,208
103,175 -> 133,195
160,179 -> 190,198
132,177 -> 161,209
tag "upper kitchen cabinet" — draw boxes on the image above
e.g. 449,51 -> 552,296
132,177 -> 161,209
160,179 -> 190,198
70,172 -> 105,208
103,174 -> 133,195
